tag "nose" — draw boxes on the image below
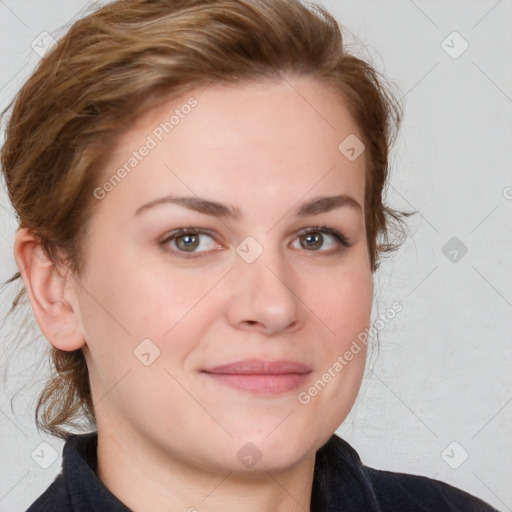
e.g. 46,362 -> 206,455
224,243 -> 305,336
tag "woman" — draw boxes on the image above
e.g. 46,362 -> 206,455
1,0 -> 500,510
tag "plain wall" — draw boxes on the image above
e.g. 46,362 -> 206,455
0,1 -> 511,511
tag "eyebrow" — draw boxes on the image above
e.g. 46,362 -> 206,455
134,194 -> 362,219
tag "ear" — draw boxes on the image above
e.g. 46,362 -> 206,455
13,227 -> 86,351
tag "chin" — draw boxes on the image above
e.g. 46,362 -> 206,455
222,428 -> 319,473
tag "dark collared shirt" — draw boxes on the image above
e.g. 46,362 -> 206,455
26,432 -> 500,511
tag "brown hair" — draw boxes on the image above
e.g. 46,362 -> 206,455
1,0 -> 413,439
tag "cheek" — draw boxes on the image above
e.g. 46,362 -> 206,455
307,260 -> 373,347
77,248 -> 219,389
78,260 -> 220,421
293,263 -> 372,434
84,246 -> 218,337
132,266 -> 229,340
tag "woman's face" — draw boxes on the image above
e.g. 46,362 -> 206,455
75,76 -> 373,472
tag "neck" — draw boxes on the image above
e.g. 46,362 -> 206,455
96,426 -> 316,512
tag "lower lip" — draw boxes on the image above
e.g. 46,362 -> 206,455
203,372 -> 310,394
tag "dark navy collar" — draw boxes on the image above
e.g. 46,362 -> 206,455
27,431 -> 500,511
64,432 -> 130,511
65,432 -> 370,511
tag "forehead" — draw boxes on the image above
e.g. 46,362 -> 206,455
95,76 -> 366,217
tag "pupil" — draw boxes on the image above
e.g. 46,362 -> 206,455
179,234 -> 198,251
305,233 -> 321,249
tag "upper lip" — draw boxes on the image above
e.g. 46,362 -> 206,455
202,359 -> 312,375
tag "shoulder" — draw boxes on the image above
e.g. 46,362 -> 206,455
25,432 -> 130,512
313,434 -> 500,511
25,473 -> 70,512
24,433 -> 91,512
364,465 -> 500,511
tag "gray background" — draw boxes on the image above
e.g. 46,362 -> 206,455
0,0 -> 511,510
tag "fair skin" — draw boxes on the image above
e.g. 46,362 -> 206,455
14,76 -> 373,512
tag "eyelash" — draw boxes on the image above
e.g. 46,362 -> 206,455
158,226 -> 353,259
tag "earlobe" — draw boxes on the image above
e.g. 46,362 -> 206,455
13,228 -> 86,351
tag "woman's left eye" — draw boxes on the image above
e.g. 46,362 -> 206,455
292,227 -> 352,253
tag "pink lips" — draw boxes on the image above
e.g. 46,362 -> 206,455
202,359 -> 312,395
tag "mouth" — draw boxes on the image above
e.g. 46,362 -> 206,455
201,359 -> 312,395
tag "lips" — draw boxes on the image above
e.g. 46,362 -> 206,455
202,359 -> 312,375
201,359 -> 312,395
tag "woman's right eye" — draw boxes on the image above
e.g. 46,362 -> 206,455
159,228 -> 220,258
